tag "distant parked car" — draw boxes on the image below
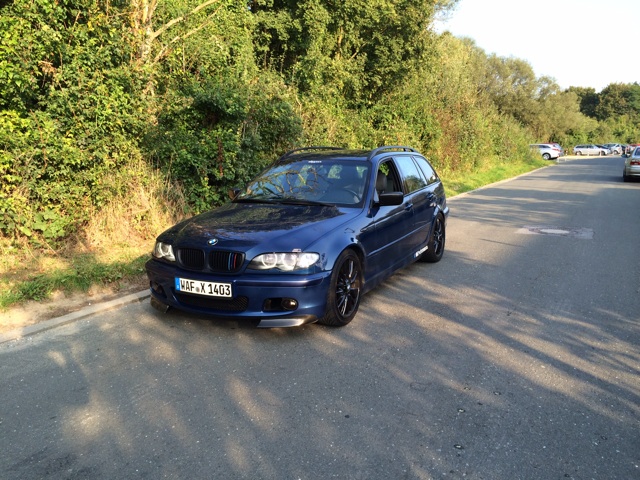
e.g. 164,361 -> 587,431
604,143 -> 623,154
595,145 -> 613,155
547,143 -> 565,156
623,146 -> 640,182
624,144 -> 640,156
573,144 -> 610,155
530,144 -> 559,160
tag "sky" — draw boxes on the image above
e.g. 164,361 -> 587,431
435,0 -> 639,92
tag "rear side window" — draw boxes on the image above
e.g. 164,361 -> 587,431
395,155 -> 427,193
413,156 -> 438,185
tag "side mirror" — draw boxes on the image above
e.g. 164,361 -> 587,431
228,188 -> 241,200
377,191 -> 403,206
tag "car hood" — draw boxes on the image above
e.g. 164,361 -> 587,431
159,202 -> 358,252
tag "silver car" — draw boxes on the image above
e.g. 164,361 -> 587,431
623,147 -> 640,182
530,144 -> 559,160
573,144 -> 610,155
604,143 -> 623,154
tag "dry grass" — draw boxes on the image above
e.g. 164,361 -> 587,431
0,162 -> 187,311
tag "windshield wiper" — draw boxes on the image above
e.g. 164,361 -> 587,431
233,197 -> 281,204
277,198 -> 334,207
234,196 -> 334,207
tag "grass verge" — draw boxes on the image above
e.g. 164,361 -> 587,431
0,245 -> 150,310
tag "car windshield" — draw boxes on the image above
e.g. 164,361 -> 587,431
235,159 -> 371,207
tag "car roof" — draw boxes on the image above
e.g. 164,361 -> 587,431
276,146 -> 420,164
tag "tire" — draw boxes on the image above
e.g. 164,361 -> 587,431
576,151 -> 582,155
542,153 -> 551,160
420,214 -> 445,263
318,250 -> 362,327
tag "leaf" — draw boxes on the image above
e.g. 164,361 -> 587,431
18,225 -> 32,237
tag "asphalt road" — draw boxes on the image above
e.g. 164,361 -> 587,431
1,155 -> 638,480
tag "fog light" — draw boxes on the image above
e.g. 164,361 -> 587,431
151,281 -> 165,296
264,298 -> 299,312
282,298 -> 298,311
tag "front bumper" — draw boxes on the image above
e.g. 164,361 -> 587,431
145,259 -> 333,327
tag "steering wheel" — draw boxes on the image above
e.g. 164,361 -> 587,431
338,188 -> 361,203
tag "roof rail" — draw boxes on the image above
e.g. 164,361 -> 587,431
367,145 -> 417,161
279,146 -> 343,161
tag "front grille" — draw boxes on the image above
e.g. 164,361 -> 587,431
210,251 -> 245,273
177,248 -> 245,273
178,248 -> 205,270
175,293 -> 249,312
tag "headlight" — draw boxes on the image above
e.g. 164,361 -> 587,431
248,252 -> 320,271
153,242 -> 175,262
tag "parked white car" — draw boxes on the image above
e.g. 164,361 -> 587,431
530,144 -> 560,160
573,144 -> 610,156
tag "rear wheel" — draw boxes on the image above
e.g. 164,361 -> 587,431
318,250 -> 362,327
542,153 -> 551,160
420,214 -> 445,263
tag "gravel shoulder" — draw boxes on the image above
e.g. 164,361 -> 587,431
0,274 -> 149,335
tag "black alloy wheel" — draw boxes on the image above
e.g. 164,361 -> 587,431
420,214 -> 445,263
319,250 -> 362,327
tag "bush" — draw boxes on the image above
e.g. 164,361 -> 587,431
146,74 -> 303,213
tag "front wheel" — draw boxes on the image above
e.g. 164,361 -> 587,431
318,250 -> 363,327
420,214 -> 446,263
542,153 -> 551,160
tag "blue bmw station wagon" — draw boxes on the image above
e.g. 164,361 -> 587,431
145,146 -> 449,327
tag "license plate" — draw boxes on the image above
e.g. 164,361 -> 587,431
175,278 -> 232,298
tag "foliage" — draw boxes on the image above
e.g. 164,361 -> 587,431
0,0 -> 148,243
1,0 -> 638,259
570,87 -> 599,119
570,83 -> 640,142
145,73 -> 302,212
251,0 -> 444,107
595,83 -> 640,121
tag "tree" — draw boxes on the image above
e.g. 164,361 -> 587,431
478,55 -> 544,131
569,86 -> 598,119
251,0 -> 459,106
595,83 -> 640,122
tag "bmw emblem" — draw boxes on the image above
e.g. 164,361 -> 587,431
208,238 -> 219,246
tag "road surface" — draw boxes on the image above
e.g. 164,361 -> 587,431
1,155 -> 638,479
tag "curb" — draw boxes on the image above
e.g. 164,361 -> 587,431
0,290 -> 150,345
